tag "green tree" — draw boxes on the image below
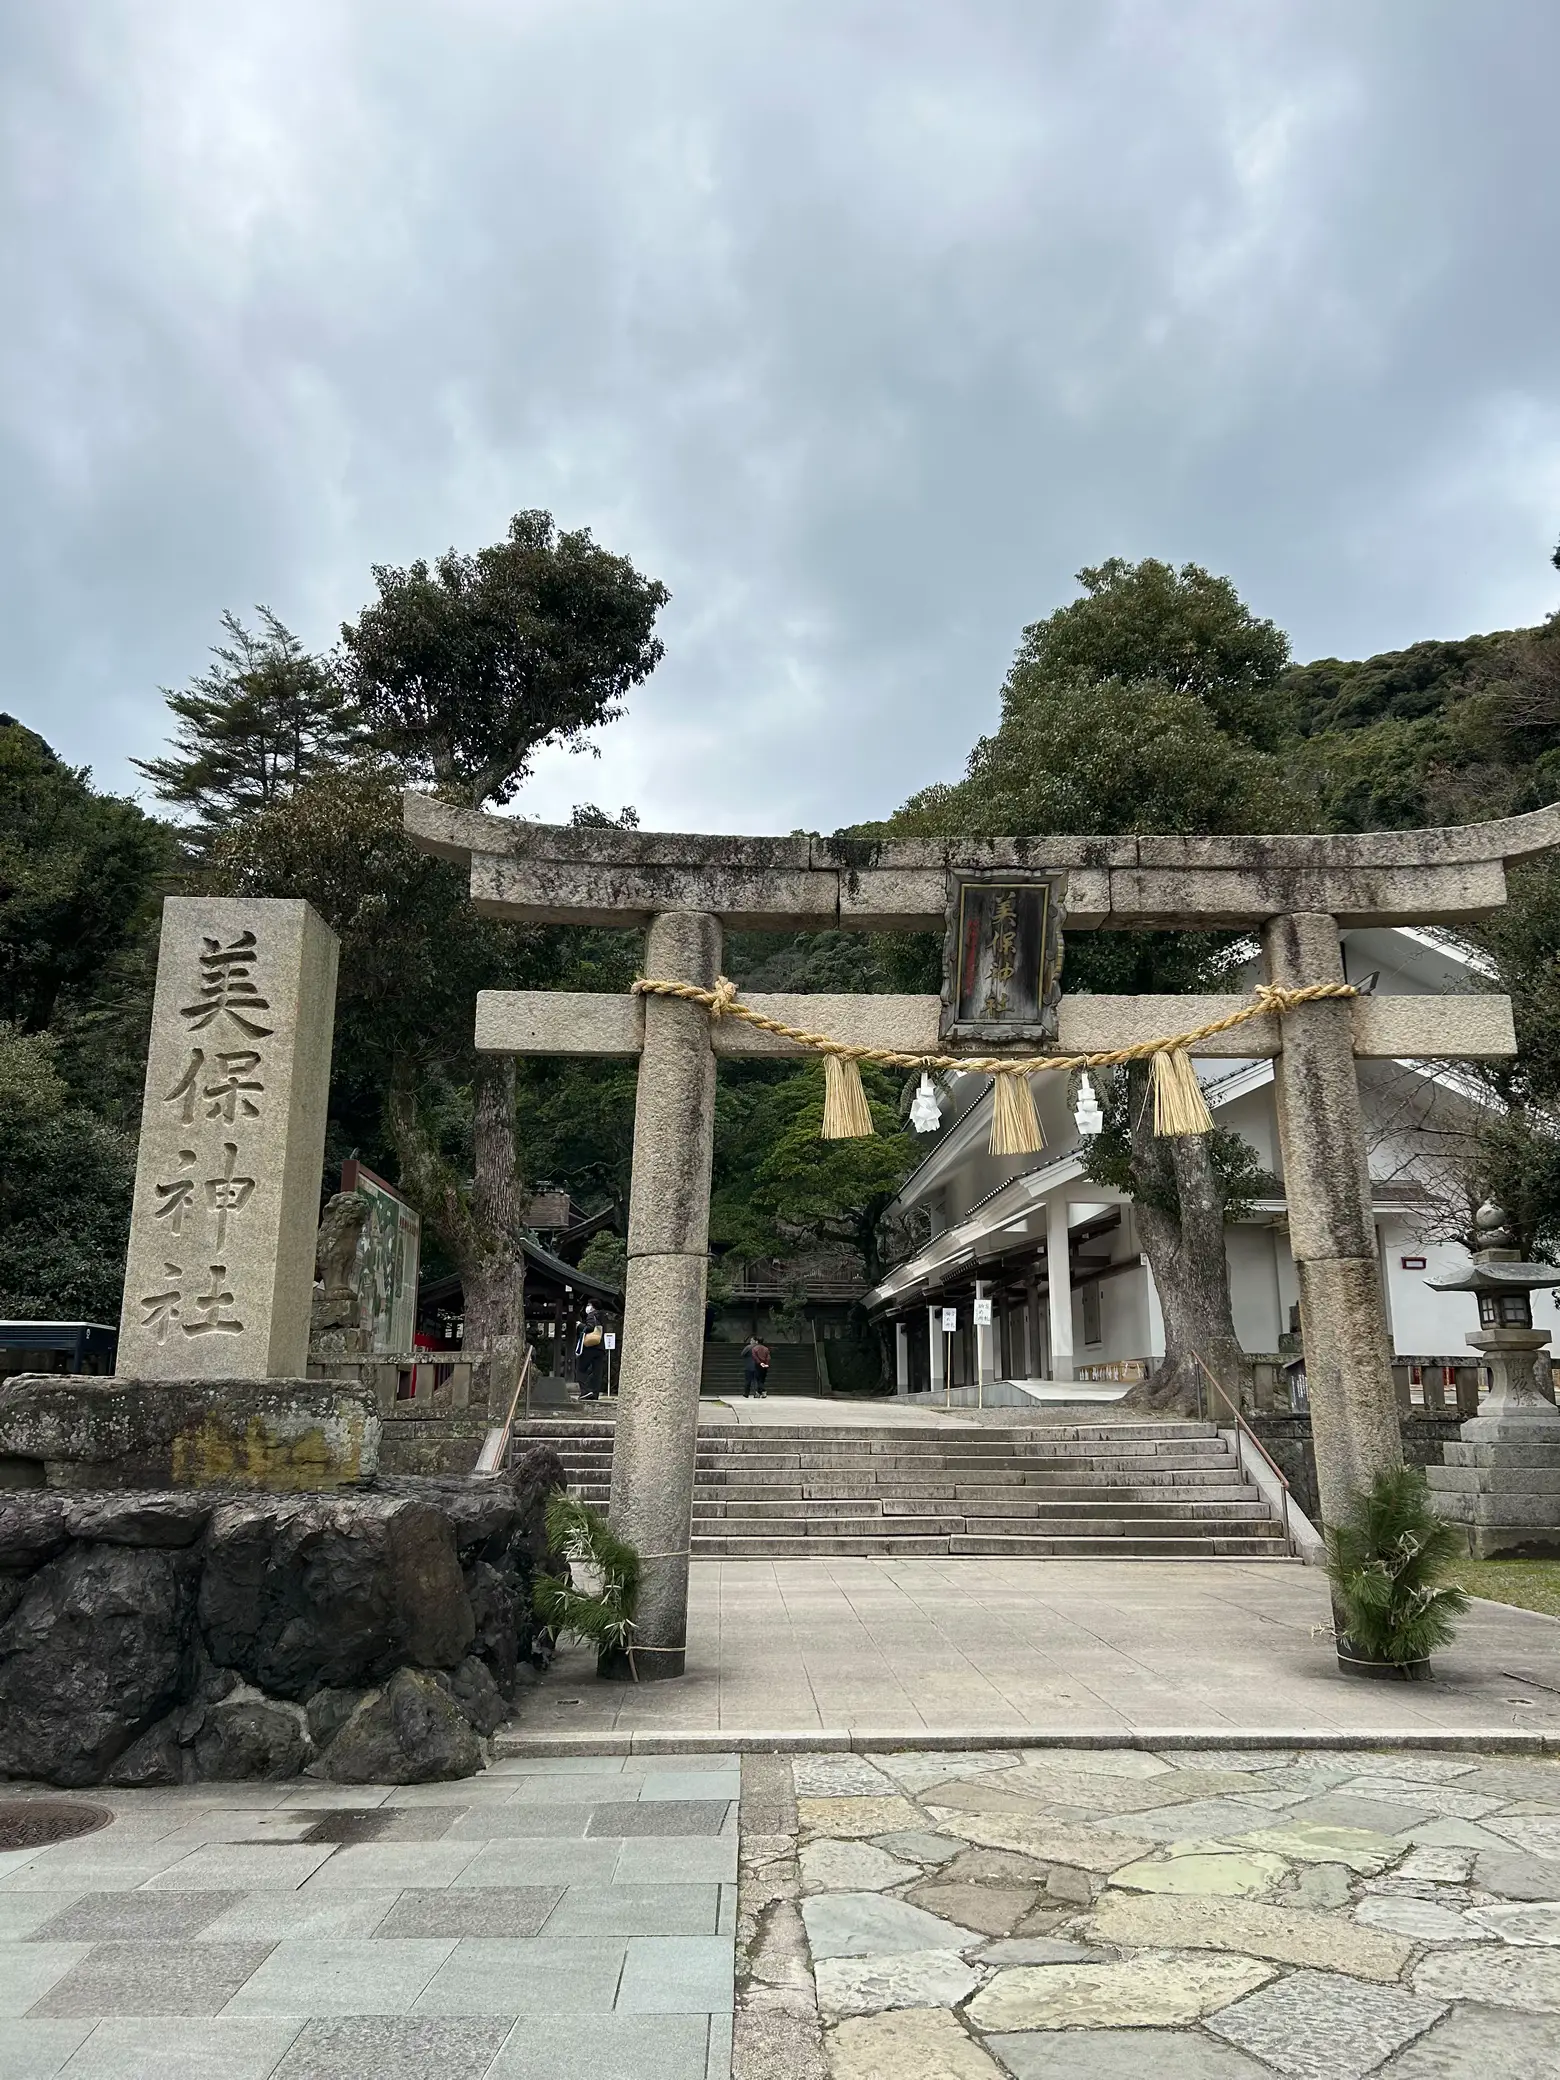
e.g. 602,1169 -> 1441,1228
0,716 -> 173,1038
1010,556 -> 1291,747
895,559 -> 1296,1410
218,513 -> 666,1368
0,1028 -> 136,1320
340,510 -> 669,810
132,609 -> 359,836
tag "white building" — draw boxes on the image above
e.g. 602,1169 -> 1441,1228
863,927 -> 1533,1399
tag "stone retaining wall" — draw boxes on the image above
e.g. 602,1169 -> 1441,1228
0,1447 -> 564,1790
1249,1414 -> 1463,1527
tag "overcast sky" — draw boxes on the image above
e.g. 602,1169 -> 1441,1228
3,2 -> 1557,835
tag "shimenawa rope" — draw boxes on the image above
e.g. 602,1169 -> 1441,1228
631,975 -> 1359,1154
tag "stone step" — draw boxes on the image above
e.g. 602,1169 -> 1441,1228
689,1533 -> 1288,1558
517,1414 -> 1288,1561
693,1497 -> 1275,1522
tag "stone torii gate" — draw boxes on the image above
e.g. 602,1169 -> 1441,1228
406,791 -> 1552,1676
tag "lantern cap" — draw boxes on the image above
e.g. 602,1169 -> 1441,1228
1428,1257 -> 1560,1295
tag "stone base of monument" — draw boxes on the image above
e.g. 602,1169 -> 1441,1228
0,1437 -> 567,1789
1427,1417 -> 1560,1560
0,1374 -> 381,1493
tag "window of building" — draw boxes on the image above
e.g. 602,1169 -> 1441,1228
1081,1279 -> 1102,1347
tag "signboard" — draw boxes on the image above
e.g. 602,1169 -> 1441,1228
341,1160 -> 421,1355
942,870 -> 1066,1047
603,1332 -> 617,1350
973,1297 -> 993,1327
941,1307 -> 958,1332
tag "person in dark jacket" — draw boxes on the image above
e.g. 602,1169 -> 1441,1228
741,1334 -> 771,1398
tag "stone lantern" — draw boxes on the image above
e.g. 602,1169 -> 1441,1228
1425,1203 -> 1560,1557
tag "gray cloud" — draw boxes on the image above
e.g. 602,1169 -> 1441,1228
2,0 -> 1557,833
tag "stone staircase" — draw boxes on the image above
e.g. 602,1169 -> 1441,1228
509,1416 -> 1293,1559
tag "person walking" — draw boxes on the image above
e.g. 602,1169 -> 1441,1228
576,1304 -> 607,1402
742,1333 -> 772,1398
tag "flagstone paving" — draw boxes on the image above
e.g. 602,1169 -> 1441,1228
733,1745 -> 1560,2079
0,1755 -> 737,2079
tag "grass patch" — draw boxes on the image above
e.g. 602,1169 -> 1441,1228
1443,1558 -> 1560,1621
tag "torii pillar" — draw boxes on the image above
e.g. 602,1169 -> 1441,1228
406,791 -> 1543,1676
614,909 -> 721,1675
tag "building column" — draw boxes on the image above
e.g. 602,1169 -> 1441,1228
927,1305 -> 945,1393
894,1319 -> 910,1395
608,909 -> 720,1680
1025,1274 -> 1044,1380
1263,911 -> 1402,1536
1046,1198 -> 1075,1382
975,1279 -> 997,1387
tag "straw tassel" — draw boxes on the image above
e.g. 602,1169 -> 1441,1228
989,1069 -> 1045,1156
821,1053 -> 876,1139
1151,1048 -> 1215,1135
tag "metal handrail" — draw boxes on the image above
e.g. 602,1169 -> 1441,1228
1192,1349 -> 1294,1552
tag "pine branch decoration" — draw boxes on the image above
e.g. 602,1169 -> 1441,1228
532,1492 -> 643,1661
1325,1465 -> 1470,1664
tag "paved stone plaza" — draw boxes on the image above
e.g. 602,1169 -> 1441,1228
735,1744 -> 1560,2078
513,1560 -> 1560,1744
0,1754 -> 736,2079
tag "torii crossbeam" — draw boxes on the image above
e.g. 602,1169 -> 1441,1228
407,790 -> 1553,1677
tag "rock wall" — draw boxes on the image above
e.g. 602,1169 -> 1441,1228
1248,1413 -> 1463,1528
0,1447 -> 565,1789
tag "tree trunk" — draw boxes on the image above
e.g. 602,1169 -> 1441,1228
1120,1069 -> 1252,1417
385,1056 -> 527,1386
464,1053 -> 528,1368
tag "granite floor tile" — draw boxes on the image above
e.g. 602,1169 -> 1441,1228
616,1935 -> 733,2014
0,1946 -> 93,2018
410,1937 -> 627,2016
34,1893 -> 244,1942
29,1943 -> 271,2020
611,1837 -> 740,1885
484,1757 -> 628,1777
301,1843 -> 479,1890
486,2013 -> 711,2080
0,2019 -> 94,2080
370,1888 -> 562,1938
705,2012 -> 732,2080
2,1846 -> 189,1893
448,1840 -> 622,1887
0,1896 -> 84,1941
196,1894 -> 400,1943
145,1847 -> 338,1893
54,2017 -> 304,2080
508,1777 -> 636,1806
296,1807 -> 464,1845
222,1940 -> 455,2017
586,1802 -> 731,1839
542,1884 -> 720,1938
443,1807 -> 596,1839
269,2015 -> 512,2080
637,1774 -> 742,1804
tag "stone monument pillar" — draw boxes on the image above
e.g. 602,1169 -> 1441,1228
606,909 -> 722,1679
1262,911 -> 1403,1531
117,898 -> 340,1379
0,896 -> 377,1493
1427,1204 -> 1560,1558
